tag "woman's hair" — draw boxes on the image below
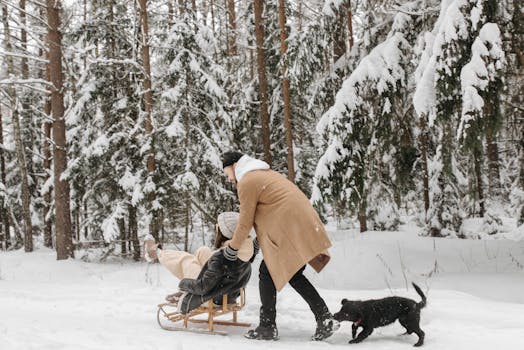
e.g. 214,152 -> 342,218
213,225 -> 229,249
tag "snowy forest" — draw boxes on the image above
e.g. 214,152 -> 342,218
0,0 -> 522,261
1,1 -> 524,349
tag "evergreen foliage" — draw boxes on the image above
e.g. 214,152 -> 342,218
0,0 -> 522,255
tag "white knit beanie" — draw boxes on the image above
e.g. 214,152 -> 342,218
217,212 -> 239,239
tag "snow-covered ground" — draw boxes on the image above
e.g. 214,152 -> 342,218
1,226 -> 524,350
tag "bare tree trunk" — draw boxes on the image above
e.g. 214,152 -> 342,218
47,0 -> 74,259
76,205 -> 81,240
167,0 -> 174,24
0,107 -> 8,250
333,5 -> 347,64
118,218 -> 126,254
278,0 -> 295,181
346,0 -> 354,50
249,47 -> 254,80
129,205 -> 140,261
139,0 -> 159,240
486,127 -> 501,196
19,0 -> 35,198
254,0 -> 272,165
210,0 -> 215,32
473,148 -> 485,217
2,3 -> 32,252
0,105 -> 9,249
42,20 -> 53,249
419,115 -> 430,214
226,0 -> 238,55
178,0 -> 185,15
12,98 -> 33,252
358,200 -> 367,233
297,1 -> 303,32
83,200 -> 89,239
184,191 -> 190,252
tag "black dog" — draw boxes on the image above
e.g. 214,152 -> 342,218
333,283 -> 426,347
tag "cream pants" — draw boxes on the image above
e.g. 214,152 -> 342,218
158,246 -> 213,280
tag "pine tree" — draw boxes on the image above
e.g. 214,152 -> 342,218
459,1 -> 505,231
47,0 -> 74,259
153,2 -> 232,246
254,0 -> 272,165
314,1 -> 427,232
278,0 -> 295,182
2,2 -> 32,250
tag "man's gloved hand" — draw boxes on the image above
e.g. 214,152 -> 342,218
249,238 -> 259,263
222,244 -> 238,266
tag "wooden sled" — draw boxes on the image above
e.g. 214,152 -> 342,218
157,288 -> 250,335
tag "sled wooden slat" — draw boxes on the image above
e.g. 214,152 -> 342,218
157,288 -> 250,335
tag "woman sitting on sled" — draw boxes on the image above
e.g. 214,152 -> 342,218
144,211 -> 256,314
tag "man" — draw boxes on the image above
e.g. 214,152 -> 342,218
220,151 -> 339,341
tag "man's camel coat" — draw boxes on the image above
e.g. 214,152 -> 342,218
230,167 -> 331,291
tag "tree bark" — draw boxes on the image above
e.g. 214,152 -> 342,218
0,107 -> 8,250
333,5 -> 347,64
139,0 -> 159,240
12,96 -> 33,252
185,191 -> 190,252
2,3 -> 32,252
473,147 -> 485,217
19,0 -> 35,198
297,1 -> 303,32
118,218 -> 126,254
226,0 -> 238,55
0,10 -> 10,250
419,115 -> 430,214
129,205 -> 140,261
167,0 -> 174,25
46,0 -> 74,259
486,125 -> 501,197
210,0 -> 215,33
278,0 -> 295,182
358,200 -> 367,233
42,23 -> 53,249
249,46 -> 254,80
254,0 -> 272,165
345,0 -> 354,50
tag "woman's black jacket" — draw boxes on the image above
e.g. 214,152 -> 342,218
177,250 -> 251,314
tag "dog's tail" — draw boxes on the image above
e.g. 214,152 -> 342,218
412,283 -> 426,309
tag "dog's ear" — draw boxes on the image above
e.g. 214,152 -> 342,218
341,298 -> 349,305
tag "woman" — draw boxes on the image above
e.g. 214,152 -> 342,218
144,212 -> 256,314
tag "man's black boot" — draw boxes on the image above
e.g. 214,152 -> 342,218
311,313 -> 340,341
244,324 -> 279,340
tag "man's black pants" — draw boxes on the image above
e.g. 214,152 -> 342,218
258,260 -> 330,327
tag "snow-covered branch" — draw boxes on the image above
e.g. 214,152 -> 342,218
0,49 -> 48,63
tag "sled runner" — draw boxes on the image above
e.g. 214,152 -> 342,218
157,288 -> 250,335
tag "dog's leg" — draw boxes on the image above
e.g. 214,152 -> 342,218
349,327 -> 373,344
398,316 -> 411,335
351,324 -> 358,339
405,313 -> 424,347
413,328 -> 425,347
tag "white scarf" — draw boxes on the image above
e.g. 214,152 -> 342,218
234,155 -> 270,182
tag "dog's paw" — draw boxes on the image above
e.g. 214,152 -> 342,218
349,339 -> 360,344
